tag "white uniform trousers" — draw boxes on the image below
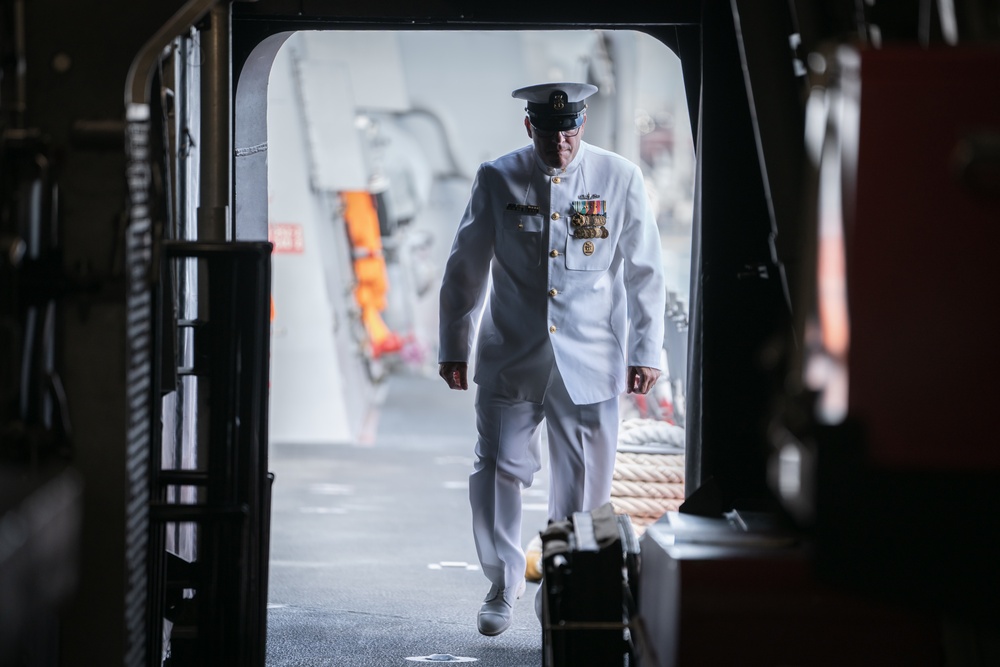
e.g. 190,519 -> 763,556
469,364 -> 619,591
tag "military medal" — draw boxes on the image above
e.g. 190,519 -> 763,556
570,198 -> 608,248
572,199 -> 606,216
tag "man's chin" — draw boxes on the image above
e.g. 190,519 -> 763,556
545,153 -> 570,169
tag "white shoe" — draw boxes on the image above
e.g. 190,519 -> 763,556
477,581 -> 526,636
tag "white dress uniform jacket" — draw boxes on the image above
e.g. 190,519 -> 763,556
439,141 -> 666,405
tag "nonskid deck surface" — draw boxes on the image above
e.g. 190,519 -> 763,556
266,371 -> 547,666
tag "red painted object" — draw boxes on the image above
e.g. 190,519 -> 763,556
844,47 -> 1000,470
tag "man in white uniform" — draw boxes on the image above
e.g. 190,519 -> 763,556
438,82 -> 666,636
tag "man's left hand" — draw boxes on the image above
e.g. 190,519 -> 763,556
626,366 -> 661,395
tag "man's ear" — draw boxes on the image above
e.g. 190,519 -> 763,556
524,117 -> 532,138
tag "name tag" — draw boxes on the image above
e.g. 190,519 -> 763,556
506,203 -> 540,215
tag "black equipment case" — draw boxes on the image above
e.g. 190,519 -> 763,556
539,502 -> 646,667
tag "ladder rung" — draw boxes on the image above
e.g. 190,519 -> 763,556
151,503 -> 248,523
158,470 -> 210,486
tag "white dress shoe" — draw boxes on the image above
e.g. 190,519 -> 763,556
477,581 -> 526,636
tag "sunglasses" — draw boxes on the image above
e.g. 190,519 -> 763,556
531,125 -> 582,138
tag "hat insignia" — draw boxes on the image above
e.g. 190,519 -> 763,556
552,93 -> 566,111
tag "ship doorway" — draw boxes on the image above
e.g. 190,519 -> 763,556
243,29 -> 693,664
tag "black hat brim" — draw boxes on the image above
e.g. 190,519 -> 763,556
527,111 -> 585,132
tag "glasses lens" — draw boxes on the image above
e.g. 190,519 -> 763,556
534,125 -> 581,138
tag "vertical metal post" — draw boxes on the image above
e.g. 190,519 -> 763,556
198,2 -> 231,242
195,5 -> 230,609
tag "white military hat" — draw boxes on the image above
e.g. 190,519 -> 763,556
511,82 -> 598,131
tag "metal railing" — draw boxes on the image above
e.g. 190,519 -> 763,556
148,241 -> 273,666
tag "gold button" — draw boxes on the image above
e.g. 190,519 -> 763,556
517,223 -> 523,229
551,212 -> 560,221
550,250 -> 559,258
552,176 -> 561,184
549,325 -> 557,333
548,288 -> 558,297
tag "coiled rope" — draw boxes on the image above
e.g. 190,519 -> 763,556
527,417 -> 687,580
611,418 -> 686,531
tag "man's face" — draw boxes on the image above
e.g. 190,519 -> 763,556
525,115 -> 585,170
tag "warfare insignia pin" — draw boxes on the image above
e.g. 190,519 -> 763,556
583,241 -> 595,256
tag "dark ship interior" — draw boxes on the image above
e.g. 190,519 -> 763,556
2,1 -> 999,665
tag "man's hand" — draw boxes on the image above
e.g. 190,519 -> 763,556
627,366 -> 661,395
439,361 -> 469,390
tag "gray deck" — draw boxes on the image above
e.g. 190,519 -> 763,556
265,371 -> 547,666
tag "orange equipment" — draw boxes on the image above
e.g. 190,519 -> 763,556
340,191 -> 403,358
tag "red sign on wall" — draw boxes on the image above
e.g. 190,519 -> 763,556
268,223 -> 305,254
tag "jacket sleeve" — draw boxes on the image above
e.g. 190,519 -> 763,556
438,165 -> 496,363
619,164 -> 666,369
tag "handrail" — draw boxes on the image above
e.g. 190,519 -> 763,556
125,0 -> 219,108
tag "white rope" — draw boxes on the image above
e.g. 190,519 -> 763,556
613,461 -> 684,484
525,417 -> 687,573
611,479 -> 685,499
617,418 -> 685,449
611,418 -> 687,527
615,451 -> 685,468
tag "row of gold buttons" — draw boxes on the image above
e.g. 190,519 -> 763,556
549,175 -> 561,334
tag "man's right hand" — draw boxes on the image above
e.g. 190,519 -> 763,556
439,361 -> 469,390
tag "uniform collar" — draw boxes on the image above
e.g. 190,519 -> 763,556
533,141 -> 587,176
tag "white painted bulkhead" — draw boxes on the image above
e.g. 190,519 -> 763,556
265,30 -> 694,445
